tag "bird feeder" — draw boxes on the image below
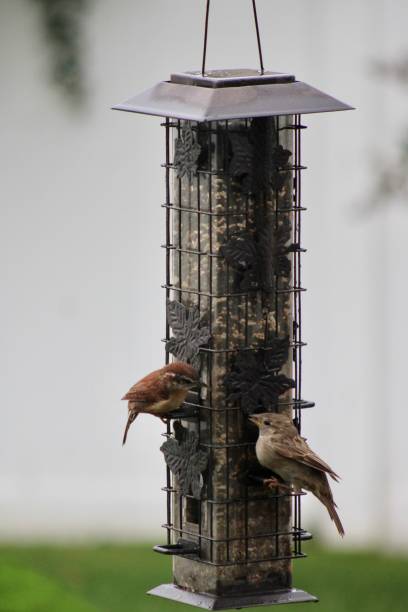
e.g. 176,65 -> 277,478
113,2 -> 352,609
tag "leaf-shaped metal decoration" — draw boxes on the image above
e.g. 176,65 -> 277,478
271,144 -> 292,169
228,132 -> 254,194
166,300 -> 211,369
225,336 -> 295,414
174,124 -> 202,179
221,217 -> 293,295
220,232 -> 258,270
220,232 -> 260,291
262,335 -> 291,371
258,216 -> 293,296
160,422 -> 208,499
228,120 -> 292,195
270,146 -> 292,192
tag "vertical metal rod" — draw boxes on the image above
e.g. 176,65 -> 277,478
296,114 -> 303,555
274,116 -> 280,558
225,119 -> 230,563
208,121 -> 214,563
274,118 -> 280,334
177,121 -> 183,293
165,119 -> 172,546
202,0 -> 211,76
292,115 -> 299,555
252,0 -> 265,75
244,118 -> 249,564
297,117 -> 303,434
196,122 -> 203,556
290,114 -> 305,555
165,120 -> 171,355
176,120 -> 184,541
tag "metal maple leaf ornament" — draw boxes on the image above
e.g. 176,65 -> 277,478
225,336 -> 295,414
221,217 -> 293,295
166,300 -> 211,369
160,421 -> 208,499
228,119 -> 292,195
173,124 -> 202,178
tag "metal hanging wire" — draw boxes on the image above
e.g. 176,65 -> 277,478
201,0 -> 265,76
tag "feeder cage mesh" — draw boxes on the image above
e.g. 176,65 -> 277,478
160,115 -> 309,596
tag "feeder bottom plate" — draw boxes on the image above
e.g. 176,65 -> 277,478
148,584 -> 318,610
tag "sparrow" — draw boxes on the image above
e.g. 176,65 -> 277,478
121,362 -> 203,445
249,412 -> 345,537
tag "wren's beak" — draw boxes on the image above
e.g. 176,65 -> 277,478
196,380 -> 208,388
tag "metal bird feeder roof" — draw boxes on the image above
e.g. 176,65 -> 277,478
113,68 -> 352,121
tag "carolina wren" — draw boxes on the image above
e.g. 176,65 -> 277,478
121,362 -> 203,445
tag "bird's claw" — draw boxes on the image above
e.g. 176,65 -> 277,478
263,477 -> 293,492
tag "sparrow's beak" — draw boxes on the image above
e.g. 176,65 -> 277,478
248,415 -> 259,425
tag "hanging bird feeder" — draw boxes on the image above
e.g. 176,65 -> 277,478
113,1 -> 353,609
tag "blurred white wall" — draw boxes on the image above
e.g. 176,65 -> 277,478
1,0 -> 408,547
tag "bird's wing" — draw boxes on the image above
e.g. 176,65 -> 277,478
122,388 -> 155,408
122,369 -> 169,404
271,434 -> 340,482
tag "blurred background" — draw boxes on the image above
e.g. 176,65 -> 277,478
1,0 -> 408,610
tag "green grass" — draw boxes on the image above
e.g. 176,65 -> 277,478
0,544 -> 406,612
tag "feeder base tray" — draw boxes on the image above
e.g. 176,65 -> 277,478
148,584 -> 318,610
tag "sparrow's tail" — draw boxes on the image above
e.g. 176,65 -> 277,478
314,475 -> 345,537
323,497 -> 345,537
122,411 -> 138,446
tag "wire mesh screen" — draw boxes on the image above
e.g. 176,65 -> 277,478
160,115 -> 310,594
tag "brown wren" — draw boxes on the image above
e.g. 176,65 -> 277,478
121,362 -> 203,445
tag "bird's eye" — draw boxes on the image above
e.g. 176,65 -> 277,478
264,420 -> 271,426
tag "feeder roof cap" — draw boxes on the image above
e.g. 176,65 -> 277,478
112,68 -> 354,122
170,68 -> 296,88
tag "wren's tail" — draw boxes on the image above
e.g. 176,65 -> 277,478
122,412 -> 138,446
